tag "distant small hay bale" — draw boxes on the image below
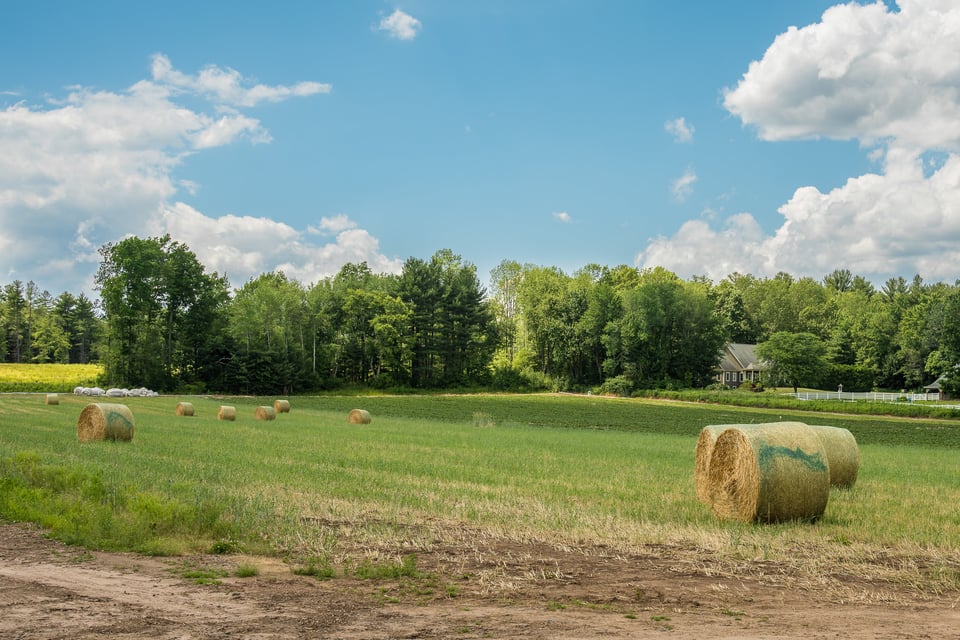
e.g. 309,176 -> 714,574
347,409 -> 372,424
472,411 -> 495,428
254,405 -> 276,421
708,422 -> 829,523
273,399 -> 291,413
78,403 -> 134,443
694,425 -> 729,504
217,405 -> 237,421
175,402 -> 195,417
810,425 -> 860,488
45,393 -> 59,406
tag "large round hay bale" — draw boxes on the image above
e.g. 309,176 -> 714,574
694,425 -> 728,504
77,403 -> 135,442
45,393 -> 59,406
254,405 -> 276,421
810,425 -> 860,488
347,409 -> 372,424
217,405 -> 236,421
175,402 -> 195,417
273,399 -> 291,413
708,422 -> 829,523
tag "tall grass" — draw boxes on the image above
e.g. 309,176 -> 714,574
0,393 -> 958,588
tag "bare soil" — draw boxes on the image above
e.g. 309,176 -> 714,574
1,522 -> 958,639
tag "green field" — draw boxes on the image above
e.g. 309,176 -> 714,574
1,393 -> 958,591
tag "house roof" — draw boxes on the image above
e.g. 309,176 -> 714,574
724,343 -> 766,371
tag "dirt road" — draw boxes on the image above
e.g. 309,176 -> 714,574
1,522 -> 957,639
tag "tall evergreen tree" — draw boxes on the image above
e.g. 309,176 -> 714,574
3,280 -> 26,362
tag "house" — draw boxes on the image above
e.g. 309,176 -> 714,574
923,374 -> 951,401
716,343 -> 767,388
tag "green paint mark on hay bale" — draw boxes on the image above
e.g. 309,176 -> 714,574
757,443 -> 827,473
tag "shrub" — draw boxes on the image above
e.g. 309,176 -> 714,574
490,365 -> 526,390
597,375 -> 633,397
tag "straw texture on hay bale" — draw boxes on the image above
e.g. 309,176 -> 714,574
77,403 -> 135,442
708,422 -> 829,523
217,405 -> 237,421
45,394 -> 59,406
175,402 -> 195,417
810,425 -> 860,488
347,409 -> 372,424
254,405 -> 276,421
695,425 -> 729,504
273,399 -> 291,413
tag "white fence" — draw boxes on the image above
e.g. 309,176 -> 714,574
792,391 -> 940,402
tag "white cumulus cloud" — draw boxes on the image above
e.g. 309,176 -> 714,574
308,214 -> 358,235
640,0 -> 960,283
553,211 -> 572,223
0,55 -> 399,293
378,9 -> 422,40
159,204 -> 403,286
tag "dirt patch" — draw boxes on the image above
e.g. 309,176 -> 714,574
1,522 -> 957,639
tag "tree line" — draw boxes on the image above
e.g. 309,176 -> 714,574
2,234 -> 960,396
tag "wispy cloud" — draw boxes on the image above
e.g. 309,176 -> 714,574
664,117 -> 694,143
150,53 -> 331,108
553,211 -> 572,223
671,169 -> 697,201
378,9 -> 422,40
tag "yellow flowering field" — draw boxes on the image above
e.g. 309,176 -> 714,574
0,363 -> 104,392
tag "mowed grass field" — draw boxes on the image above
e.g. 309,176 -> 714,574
1,392 -> 958,591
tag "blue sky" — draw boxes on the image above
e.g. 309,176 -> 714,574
4,0 -> 959,296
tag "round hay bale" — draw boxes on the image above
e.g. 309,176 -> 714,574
273,399 -> 291,413
217,405 -> 237,421
77,403 -> 134,442
45,393 -> 59,406
254,405 -> 276,421
708,422 -> 829,523
175,402 -> 195,417
810,425 -> 860,488
694,425 -> 728,504
347,409 -> 372,424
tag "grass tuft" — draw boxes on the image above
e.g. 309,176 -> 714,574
354,554 -> 422,580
